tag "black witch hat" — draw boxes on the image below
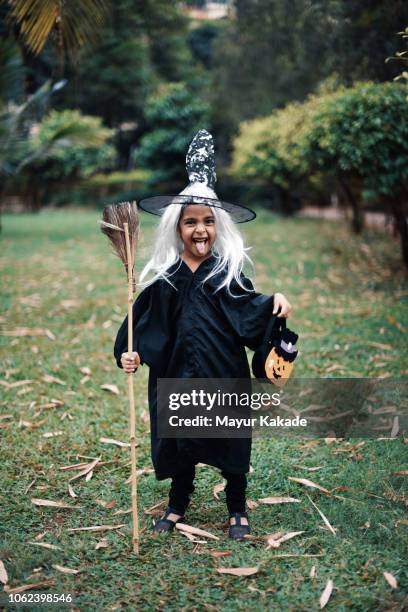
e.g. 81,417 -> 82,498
139,129 -> 256,223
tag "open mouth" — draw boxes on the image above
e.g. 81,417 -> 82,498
193,238 -> 208,254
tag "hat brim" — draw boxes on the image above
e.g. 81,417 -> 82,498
138,195 -> 256,224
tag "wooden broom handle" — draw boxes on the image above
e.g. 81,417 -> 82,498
124,222 -> 139,554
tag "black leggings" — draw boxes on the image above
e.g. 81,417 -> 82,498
168,464 -> 247,515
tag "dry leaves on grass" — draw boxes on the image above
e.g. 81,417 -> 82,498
213,481 -> 226,500
217,567 -> 259,577
52,564 -> 80,575
246,499 -> 259,510
68,484 -> 78,498
258,496 -> 301,505
266,531 -> 305,550
31,498 -> 81,509
95,538 -> 109,550
319,579 -> 334,608
383,572 -> 398,589
306,495 -> 336,536
96,499 -> 116,509
42,374 -> 66,386
393,470 -> 408,476
28,542 -> 62,551
67,524 -> 125,533
288,477 -> 331,495
0,327 -> 55,340
43,431 -> 64,438
144,500 -> 167,515
100,437 -> 130,448
310,565 -> 316,578
69,457 -> 101,482
0,560 -> 8,584
175,523 -> 220,541
4,579 -> 55,594
100,384 -> 120,395
1,379 -> 33,389
210,551 -> 232,558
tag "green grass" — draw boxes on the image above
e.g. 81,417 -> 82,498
1,208 -> 407,611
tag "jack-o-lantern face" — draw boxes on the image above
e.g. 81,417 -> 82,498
265,347 -> 294,387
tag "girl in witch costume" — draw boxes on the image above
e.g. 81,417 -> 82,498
114,130 -> 292,541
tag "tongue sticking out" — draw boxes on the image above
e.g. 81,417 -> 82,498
195,240 -> 207,255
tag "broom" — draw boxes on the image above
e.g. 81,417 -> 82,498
99,201 -> 140,553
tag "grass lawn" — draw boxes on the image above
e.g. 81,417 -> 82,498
1,208 -> 407,611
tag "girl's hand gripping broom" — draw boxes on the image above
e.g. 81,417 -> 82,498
99,201 -> 140,553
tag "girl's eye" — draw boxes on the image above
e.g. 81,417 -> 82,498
205,218 -> 215,224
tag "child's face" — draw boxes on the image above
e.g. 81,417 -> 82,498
178,205 -> 216,260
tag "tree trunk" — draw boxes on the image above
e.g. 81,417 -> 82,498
338,175 -> 364,233
391,195 -> 408,269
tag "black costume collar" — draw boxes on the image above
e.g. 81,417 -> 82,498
180,255 -> 215,276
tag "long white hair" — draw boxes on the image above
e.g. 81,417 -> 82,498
139,204 -> 254,294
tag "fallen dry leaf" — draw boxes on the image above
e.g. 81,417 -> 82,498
217,567 -> 259,577
31,498 -> 80,509
96,499 -> 116,509
307,495 -> 336,535
6,379 -> 33,389
0,559 -> 8,584
79,367 -> 91,376
258,497 -> 300,505
292,465 -> 323,472
266,531 -> 305,549
4,579 -> 55,594
85,470 -> 93,482
320,579 -> 334,608
28,542 -> 62,551
67,524 -> 125,532
100,437 -> 129,448
310,565 -> 316,578
288,477 -> 330,495
43,374 -> 66,386
69,457 -> 100,482
213,481 -> 226,500
113,508 -> 132,516
0,327 -> 55,339
175,523 -> 220,541
394,470 -> 408,476
42,431 -> 64,438
60,462 -> 90,471
95,538 -> 109,550
144,500 -> 167,515
210,551 -> 232,558
383,571 -> 397,589
246,499 -> 259,510
68,484 -> 78,498
52,564 -> 80,575
100,384 -> 119,395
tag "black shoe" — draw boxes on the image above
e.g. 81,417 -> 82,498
228,512 -> 250,541
152,507 -> 185,533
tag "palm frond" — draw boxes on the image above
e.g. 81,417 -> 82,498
7,0 -> 110,56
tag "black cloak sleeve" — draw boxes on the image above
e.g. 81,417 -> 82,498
216,275 -> 275,351
113,281 -> 176,371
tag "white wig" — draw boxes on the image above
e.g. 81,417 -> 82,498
139,204 -> 253,294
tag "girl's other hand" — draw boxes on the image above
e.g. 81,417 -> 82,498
121,351 -> 140,373
273,293 -> 292,318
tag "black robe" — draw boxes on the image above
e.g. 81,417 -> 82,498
113,256 -> 274,480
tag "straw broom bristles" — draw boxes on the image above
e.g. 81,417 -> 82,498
99,201 -> 140,291
99,200 -> 140,553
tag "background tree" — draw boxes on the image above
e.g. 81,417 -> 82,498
135,82 -> 210,189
